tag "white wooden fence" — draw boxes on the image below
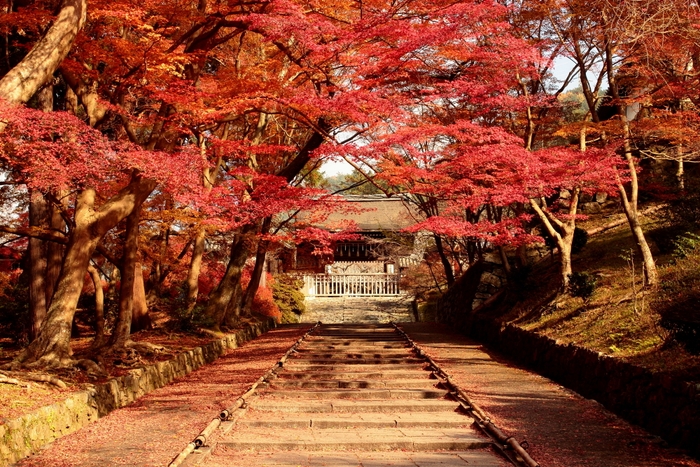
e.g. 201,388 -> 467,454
303,274 -> 400,297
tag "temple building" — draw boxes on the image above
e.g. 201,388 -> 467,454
276,195 -> 423,297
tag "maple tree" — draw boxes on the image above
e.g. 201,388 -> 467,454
0,0 -> 698,369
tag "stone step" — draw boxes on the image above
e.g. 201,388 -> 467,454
298,344 -> 410,350
276,370 -> 431,380
249,399 -> 459,413
237,412 -> 473,429
205,450 -> 504,467
285,358 -> 426,366
282,363 -> 427,372
217,428 -> 491,452
260,388 -> 449,400
290,352 -> 415,360
269,379 -> 439,389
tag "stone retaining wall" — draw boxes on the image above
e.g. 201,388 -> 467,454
466,317 -> 700,457
0,319 -> 274,466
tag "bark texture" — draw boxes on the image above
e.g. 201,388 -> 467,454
0,0 -> 87,105
16,176 -> 156,367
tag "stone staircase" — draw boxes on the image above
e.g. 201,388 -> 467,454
301,297 -> 415,324
203,324 -> 503,466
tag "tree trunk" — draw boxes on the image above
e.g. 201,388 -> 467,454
17,190 -> 102,367
185,228 -> 207,310
110,202 -> 142,347
28,191 -> 49,341
434,234 -> 455,286
603,36 -> 658,287
529,188 -> 579,289
203,227 -> 255,330
0,0 -> 87,105
45,196 -> 66,306
131,262 -> 151,332
242,217 -> 272,314
15,176 -> 156,367
87,265 -> 105,347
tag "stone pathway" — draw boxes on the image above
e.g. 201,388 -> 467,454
202,324 -> 506,467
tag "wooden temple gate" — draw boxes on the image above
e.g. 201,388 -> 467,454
303,273 -> 400,297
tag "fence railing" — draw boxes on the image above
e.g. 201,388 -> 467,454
303,273 -> 400,297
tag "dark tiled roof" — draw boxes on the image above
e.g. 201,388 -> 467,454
322,195 -> 421,231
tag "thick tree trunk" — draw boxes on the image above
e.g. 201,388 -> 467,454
203,227 -> 255,330
17,190 -> 102,367
0,0 -> 87,105
131,262 -> 151,332
45,195 -> 67,305
110,203 -> 142,347
185,228 -> 207,309
28,191 -> 49,341
87,265 -> 105,347
15,177 -> 156,367
242,217 -> 272,314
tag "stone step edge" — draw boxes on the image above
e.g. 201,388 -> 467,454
216,439 -> 492,451
0,319 -> 276,467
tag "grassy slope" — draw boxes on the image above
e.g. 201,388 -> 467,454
490,203 -> 700,381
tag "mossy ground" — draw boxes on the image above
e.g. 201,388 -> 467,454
490,204 -> 700,380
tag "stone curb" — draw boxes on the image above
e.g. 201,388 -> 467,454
0,319 -> 275,466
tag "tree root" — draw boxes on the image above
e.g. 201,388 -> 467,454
0,370 -> 67,388
0,373 -> 30,388
125,340 -> 165,353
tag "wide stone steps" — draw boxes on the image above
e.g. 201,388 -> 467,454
248,399 -> 462,413
218,427 -> 491,451
257,388 -> 449,400
205,324 -> 500,466
269,378 -> 440,389
237,412 -> 473,429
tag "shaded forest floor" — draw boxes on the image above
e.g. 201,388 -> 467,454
489,201 -> 700,382
0,311 -> 262,424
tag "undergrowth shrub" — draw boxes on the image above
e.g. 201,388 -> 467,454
672,232 -> 700,260
568,271 -> 597,300
172,305 -> 215,331
272,274 -> 306,324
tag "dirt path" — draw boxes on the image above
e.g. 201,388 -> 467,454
400,322 -> 700,467
15,325 -> 312,467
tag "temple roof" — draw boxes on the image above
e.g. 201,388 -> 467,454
321,195 -> 421,232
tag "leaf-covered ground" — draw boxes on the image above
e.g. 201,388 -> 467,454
12,324 -> 310,467
401,323 -> 700,467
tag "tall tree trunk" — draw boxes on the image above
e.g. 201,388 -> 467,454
110,202 -> 142,347
28,190 -> 49,341
185,134 -> 223,309
131,262 -> 151,332
87,264 -> 105,347
603,36 -> 658,287
434,234 -> 455,286
0,0 -> 87,105
241,217 -> 272,314
28,84 -> 54,341
45,196 -> 66,306
15,176 -> 156,367
185,228 -> 207,309
203,227 -> 255,330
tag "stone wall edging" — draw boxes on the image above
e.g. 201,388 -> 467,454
467,317 -> 700,457
0,319 -> 275,466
